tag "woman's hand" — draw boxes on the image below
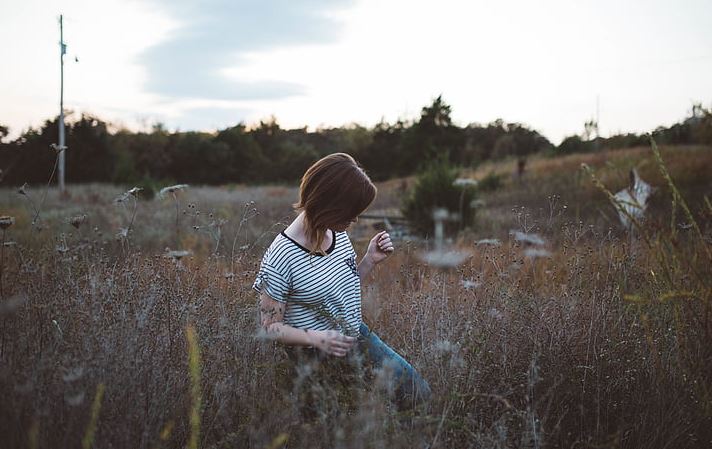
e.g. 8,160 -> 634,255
309,330 -> 357,357
365,231 -> 394,265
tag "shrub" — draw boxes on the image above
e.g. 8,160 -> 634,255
478,171 -> 502,192
402,158 -> 477,236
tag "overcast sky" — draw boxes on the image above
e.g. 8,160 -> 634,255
2,0 -> 711,143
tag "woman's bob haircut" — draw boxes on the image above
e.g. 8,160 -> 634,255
294,153 -> 376,254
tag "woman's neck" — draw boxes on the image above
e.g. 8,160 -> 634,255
284,212 -> 333,253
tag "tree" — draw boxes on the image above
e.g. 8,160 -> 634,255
402,157 -> 477,236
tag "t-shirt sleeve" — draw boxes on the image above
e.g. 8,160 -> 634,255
252,253 -> 290,303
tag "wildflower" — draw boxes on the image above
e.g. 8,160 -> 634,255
164,250 -> 191,260
17,183 -> 28,196
158,184 -> 189,199
0,216 -> 15,230
476,238 -> 501,246
453,178 -> 478,187
434,340 -> 459,353
210,218 -> 227,228
488,308 -> 504,320
419,249 -> 471,268
510,230 -> 546,246
69,214 -> 87,229
460,279 -> 481,289
50,143 -> 67,154
433,340 -> 465,368
116,228 -> 129,239
114,187 -> 143,204
523,248 -> 552,259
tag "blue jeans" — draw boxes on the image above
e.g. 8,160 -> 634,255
284,323 -> 431,411
358,323 -> 431,408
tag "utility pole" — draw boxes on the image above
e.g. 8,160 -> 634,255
595,95 -> 600,139
58,14 -> 66,194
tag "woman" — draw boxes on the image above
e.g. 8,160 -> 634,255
253,153 -> 430,408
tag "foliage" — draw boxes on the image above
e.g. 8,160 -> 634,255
556,103 -> 712,154
1,100 -> 710,189
478,170 -> 503,192
402,158 -> 477,236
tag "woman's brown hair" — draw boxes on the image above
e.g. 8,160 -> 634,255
294,153 -> 376,254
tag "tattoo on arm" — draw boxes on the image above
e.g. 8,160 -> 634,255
259,301 -> 285,330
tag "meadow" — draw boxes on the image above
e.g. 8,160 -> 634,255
0,144 -> 711,448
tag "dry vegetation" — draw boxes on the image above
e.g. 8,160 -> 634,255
0,144 -> 711,448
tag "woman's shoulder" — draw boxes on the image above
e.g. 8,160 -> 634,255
333,231 -> 356,252
263,232 -> 299,259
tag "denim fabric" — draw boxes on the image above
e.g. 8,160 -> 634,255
358,323 -> 431,407
282,324 -> 431,412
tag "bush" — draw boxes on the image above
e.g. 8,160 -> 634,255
478,171 -> 502,192
556,135 -> 594,154
402,158 -> 477,236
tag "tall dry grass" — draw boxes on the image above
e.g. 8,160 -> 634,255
0,144 -> 710,448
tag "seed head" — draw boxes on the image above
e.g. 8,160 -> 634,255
510,230 -> 546,246
69,214 -> 87,229
460,279 -> 481,289
158,184 -> 189,199
164,250 -> 191,260
523,248 -> 552,259
116,227 -> 129,239
114,187 -> 143,204
419,249 -> 471,268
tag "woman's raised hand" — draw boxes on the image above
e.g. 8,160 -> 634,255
366,231 -> 394,265
310,330 -> 357,357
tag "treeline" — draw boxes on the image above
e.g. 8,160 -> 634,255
1,97 -> 710,187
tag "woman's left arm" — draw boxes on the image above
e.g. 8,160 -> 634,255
358,231 -> 394,280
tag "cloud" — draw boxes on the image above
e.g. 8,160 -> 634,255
137,0 -> 355,101
167,105 -> 254,131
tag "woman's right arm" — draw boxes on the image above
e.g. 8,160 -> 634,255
259,292 -> 356,357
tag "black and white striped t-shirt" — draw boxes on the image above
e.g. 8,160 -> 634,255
253,230 -> 362,337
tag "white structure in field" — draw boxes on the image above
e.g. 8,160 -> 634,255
612,168 -> 654,231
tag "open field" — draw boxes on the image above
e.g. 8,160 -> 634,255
1,144 -> 711,448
